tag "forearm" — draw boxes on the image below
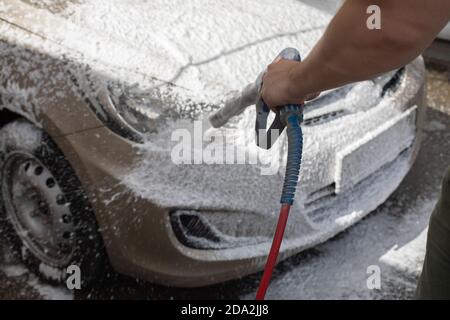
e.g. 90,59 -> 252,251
289,0 -> 450,99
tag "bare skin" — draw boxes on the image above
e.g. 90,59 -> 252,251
261,0 -> 450,110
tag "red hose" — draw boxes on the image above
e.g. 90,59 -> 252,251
256,204 -> 291,300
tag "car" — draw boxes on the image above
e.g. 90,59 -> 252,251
0,0 -> 425,287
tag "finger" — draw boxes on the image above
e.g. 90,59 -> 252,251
261,88 -> 277,112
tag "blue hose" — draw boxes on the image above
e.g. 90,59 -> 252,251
279,105 -> 304,205
251,48 -> 304,299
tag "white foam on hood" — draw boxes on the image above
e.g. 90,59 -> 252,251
2,0 -> 329,99
0,0 -> 332,132
64,0 -> 329,94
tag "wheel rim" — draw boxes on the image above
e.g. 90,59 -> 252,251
1,151 -> 75,267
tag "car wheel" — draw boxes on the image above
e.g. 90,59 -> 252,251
0,120 -> 105,286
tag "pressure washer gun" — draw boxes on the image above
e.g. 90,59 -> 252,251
208,48 -> 304,300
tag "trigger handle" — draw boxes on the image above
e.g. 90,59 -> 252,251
255,48 -> 302,150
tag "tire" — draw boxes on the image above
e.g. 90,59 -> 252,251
0,120 -> 105,286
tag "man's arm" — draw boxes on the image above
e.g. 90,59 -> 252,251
262,0 -> 450,109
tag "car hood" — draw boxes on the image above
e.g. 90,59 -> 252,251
0,0 -> 393,125
0,0 -> 330,99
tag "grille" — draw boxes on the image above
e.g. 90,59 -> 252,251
305,145 -> 412,224
303,110 -> 346,127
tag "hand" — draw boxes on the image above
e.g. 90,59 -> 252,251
261,59 -> 319,111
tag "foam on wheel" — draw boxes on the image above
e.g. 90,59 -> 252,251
0,120 -> 106,286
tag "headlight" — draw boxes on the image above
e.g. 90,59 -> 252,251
68,65 -> 219,142
96,82 -> 163,143
68,67 -> 165,143
302,68 -> 405,126
107,82 -> 162,134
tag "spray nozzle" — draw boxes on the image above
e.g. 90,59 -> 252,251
255,48 -> 304,149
